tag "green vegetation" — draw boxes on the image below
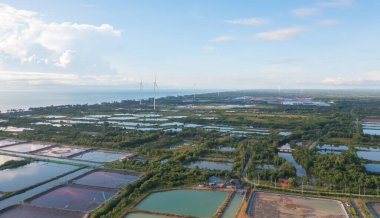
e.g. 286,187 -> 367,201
294,148 -> 380,193
92,154 -> 229,217
2,90 -> 380,217
0,159 -> 32,170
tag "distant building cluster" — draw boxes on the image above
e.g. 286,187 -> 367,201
199,176 -> 242,190
234,97 -> 331,106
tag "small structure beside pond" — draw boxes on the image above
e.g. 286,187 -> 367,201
279,143 -> 292,153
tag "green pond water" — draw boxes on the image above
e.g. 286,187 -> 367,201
221,194 -> 243,218
185,160 -> 232,171
125,213 -> 166,218
136,189 -> 228,217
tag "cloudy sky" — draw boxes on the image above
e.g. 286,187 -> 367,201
0,0 -> 379,90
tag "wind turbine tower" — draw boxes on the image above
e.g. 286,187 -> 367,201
139,79 -> 143,105
153,74 -> 158,111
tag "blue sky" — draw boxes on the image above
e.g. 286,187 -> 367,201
0,0 -> 379,90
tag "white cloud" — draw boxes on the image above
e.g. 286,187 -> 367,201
318,19 -> 341,26
0,70 -> 137,86
291,7 -> 320,17
322,71 -> 380,86
56,50 -> 74,68
291,0 -> 353,17
225,18 -> 267,26
318,0 -> 353,8
256,27 -> 309,41
0,3 -> 121,75
210,36 -> 237,42
0,71 -> 81,85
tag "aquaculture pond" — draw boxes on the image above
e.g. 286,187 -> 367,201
136,189 -> 228,217
165,115 -> 187,119
318,150 -> 341,155
217,147 -> 236,152
278,132 -> 292,136
35,146 -> 88,158
184,123 -> 202,128
357,151 -> 380,161
357,146 -> 380,151
221,193 -> 243,218
203,126 -> 234,132
160,122 -> 184,127
86,114 -> 112,118
108,116 -> 136,121
141,118 -> 168,122
251,192 -> 347,218
0,168 -> 92,211
110,121 -> 156,127
364,129 -> 380,135
365,164 -> 380,173
72,170 -> 140,189
0,143 -> 54,153
0,204 -> 85,218
185,160 -> 232,171
278,152 -> 307,177
160,158 -> 169,164
255,164 -> 276,170
0,154 -> 23,166
0,162 -> 78,192
72,150 -> 130,163
317,144 -> 349,151
0,139 -> 23,147
28,185 -> 115,212
362,121 -> 380,136
133,113 -> 162,118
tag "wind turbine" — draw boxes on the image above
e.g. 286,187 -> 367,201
153,74 -> 158,111
139,79 -> 143,105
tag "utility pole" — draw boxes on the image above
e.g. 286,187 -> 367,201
356,116 -> 359,133
345,183 -> 347,194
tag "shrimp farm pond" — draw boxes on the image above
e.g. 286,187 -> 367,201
0,137 -> 139,217
250,192 -> 348,218
0,161 -> 78,193
1,90 -> 380,217
27,185 -> 116,212
71,169 -> 141,189
135,189 -> 229,217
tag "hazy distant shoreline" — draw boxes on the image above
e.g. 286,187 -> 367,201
0,89 -> 213,112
